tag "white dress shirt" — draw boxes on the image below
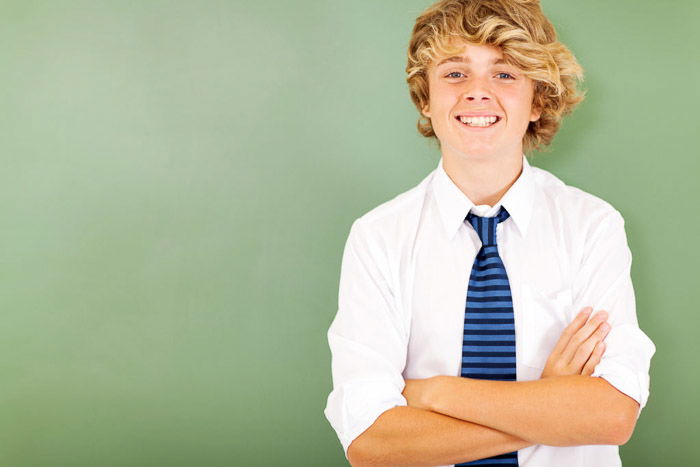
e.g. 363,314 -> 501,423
324,154 -> 656,466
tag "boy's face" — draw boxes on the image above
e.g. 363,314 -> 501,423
422,41 -> 541,162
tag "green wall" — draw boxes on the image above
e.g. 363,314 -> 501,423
0,1 -> 696,465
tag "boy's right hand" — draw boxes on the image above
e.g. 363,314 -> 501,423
540,307 -> 610,379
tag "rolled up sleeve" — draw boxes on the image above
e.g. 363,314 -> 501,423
572,209 -> 656,416
324,218 -> 409,458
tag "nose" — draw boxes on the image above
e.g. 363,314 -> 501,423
462,77 -> 492,102
464,93 -> 491,102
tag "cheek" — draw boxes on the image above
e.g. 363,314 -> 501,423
503,92 -> 536,118
429,80 -> 458,102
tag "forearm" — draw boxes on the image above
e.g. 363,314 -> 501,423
426,375 -> 638,446
347,405 -> 533,466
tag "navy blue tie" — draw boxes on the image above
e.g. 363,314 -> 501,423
456,206 -> 519,467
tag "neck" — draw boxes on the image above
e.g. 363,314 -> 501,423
442,152 -> 524,207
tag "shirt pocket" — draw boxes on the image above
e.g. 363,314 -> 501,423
519,284 -> 574,370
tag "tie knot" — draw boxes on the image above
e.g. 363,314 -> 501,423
465,206 -> 510,246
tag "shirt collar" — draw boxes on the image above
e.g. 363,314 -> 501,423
432,154 -> 535,241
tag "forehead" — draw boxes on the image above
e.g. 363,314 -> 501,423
432,41 -> 506,68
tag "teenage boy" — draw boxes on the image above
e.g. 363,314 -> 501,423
324,1 -> 655,466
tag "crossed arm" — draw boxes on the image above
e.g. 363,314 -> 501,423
347,307 -> 641,466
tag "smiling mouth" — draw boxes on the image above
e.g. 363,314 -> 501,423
456,116 -> 501,128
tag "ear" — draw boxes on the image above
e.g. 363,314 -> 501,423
421,104 -> 431,118
530,81 -> 542,122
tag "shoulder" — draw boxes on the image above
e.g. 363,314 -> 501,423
340,170 -> 435,287
349,169 -> 435,244
530,164 -> 625,229
528,164 -> 632,282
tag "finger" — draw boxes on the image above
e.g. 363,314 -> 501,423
570,321 -> 610,371
581,341 -> 606,376
561,310 -> 609,363
550,307 -> 593,357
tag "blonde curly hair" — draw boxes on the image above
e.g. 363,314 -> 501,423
406,0 -> 584,153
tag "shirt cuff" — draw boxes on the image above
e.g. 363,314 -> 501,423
325,379 -> 408,459
592,359 -> 650,419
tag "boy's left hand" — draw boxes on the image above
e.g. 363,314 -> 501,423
541,306 -> 610,379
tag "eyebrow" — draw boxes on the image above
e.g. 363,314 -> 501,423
435,56 -> 507,66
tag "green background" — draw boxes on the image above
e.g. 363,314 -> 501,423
0,0 -> 696,465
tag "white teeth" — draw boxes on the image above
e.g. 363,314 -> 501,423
458,116 -> 498,127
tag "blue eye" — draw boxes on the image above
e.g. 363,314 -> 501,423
496,72 -> 514,79
445,71 -> 464,78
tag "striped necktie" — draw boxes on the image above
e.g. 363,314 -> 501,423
456,206 -> 519,467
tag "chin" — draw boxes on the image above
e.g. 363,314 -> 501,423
454,146 -> 497,160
